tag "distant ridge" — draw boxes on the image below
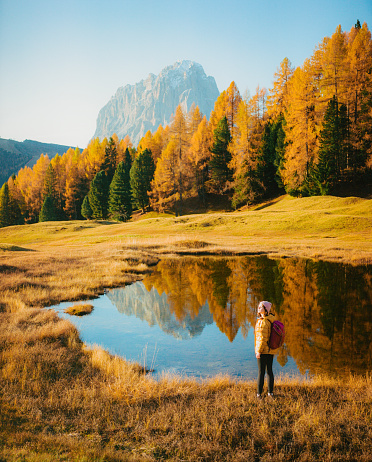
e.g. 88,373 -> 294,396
0,138 -> 75,186
94,60 -> 220,145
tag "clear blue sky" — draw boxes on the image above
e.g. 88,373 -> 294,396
0,0 -> 371,148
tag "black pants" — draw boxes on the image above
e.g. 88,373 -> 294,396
257,354 -> 274,395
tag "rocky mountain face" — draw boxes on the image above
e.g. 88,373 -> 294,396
93,60 -> 220,146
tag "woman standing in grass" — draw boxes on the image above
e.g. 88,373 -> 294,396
255,300 -> 277,399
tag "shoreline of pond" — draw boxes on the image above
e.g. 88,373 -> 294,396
46,254 -> 372,381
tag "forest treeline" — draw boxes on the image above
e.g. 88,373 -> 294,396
0,21 -> 371,227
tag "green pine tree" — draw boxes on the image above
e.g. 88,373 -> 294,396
130,148 -> 155,212
209,116 -> 232,193
0,181 -> 22,227
39,195 -> 59,222
305,158 -> 333,196
108,160 -> 132,221
232,161 -> 263,208
306,96 -> 349,195
258,116 -> 286,197
0,183 -> 11,227
43,163 -> 57,198
101,137 -> 117,184
88,170 -> 109,219
43,163 -> 64,219
338,103 -> 350,171
274,116 -> 287,189
81,195 -> 93,220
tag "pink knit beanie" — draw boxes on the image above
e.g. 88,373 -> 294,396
258,301 -> 272,314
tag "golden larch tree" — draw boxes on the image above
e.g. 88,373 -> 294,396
282,60 -> 321,192
267,57 -> 294,119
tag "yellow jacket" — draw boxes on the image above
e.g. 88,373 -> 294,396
255,312 -> 278,355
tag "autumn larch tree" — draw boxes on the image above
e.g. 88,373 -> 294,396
170,105 -> 191,213
267,57 -> 294,119
189,116 -> 212,206
64,148 -> 88,220
282,60 -> 321,195
230,89 -> 268,208
150,140 -> 180,213
225,81 -> 242,137
346,21 -> 372,172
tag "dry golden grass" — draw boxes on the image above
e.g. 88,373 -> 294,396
64,304 -> 94,316
0,195 -> 371,460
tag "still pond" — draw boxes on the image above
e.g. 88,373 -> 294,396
49,256 -> 372,380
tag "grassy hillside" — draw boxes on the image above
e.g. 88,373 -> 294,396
1,195 -> 371,264
0,138 -> 75,186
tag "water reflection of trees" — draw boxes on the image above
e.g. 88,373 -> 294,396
142,257 -> 372,376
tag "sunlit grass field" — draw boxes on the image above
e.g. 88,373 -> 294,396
1,195 -> 372,263
0,195 -> 371,461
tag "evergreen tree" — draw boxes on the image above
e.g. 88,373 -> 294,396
39,195 -> 59,222
43,163 -> 57,199
101,137 -> 117,183
130,149 -> 155,212
320,95 -> 340,179
305,159 -> 331,195
0,183 -> 11,227
338,102 -> 350,171
274,117 -> 287,189
189,116 -> 211,206
258,117 -> 286,197
232,160 -> 262,207
88,170 -> 109,219
7,176 -> 23,225
209,116 -> 232,193
108,160 -> 132,221
306,96 -> 350,195
0,182 -> 23,227
81,195 -> 93,220
42,163 -> 64,219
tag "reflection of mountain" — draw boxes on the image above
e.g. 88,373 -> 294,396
106,282 -> 213,340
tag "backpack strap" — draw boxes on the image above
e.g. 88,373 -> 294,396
266,318 -> 272,352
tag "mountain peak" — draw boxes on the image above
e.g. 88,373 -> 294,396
93,61 -> 219,146
169,60 -> 203,71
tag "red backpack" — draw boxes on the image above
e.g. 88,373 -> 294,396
268,320 -> 285,350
